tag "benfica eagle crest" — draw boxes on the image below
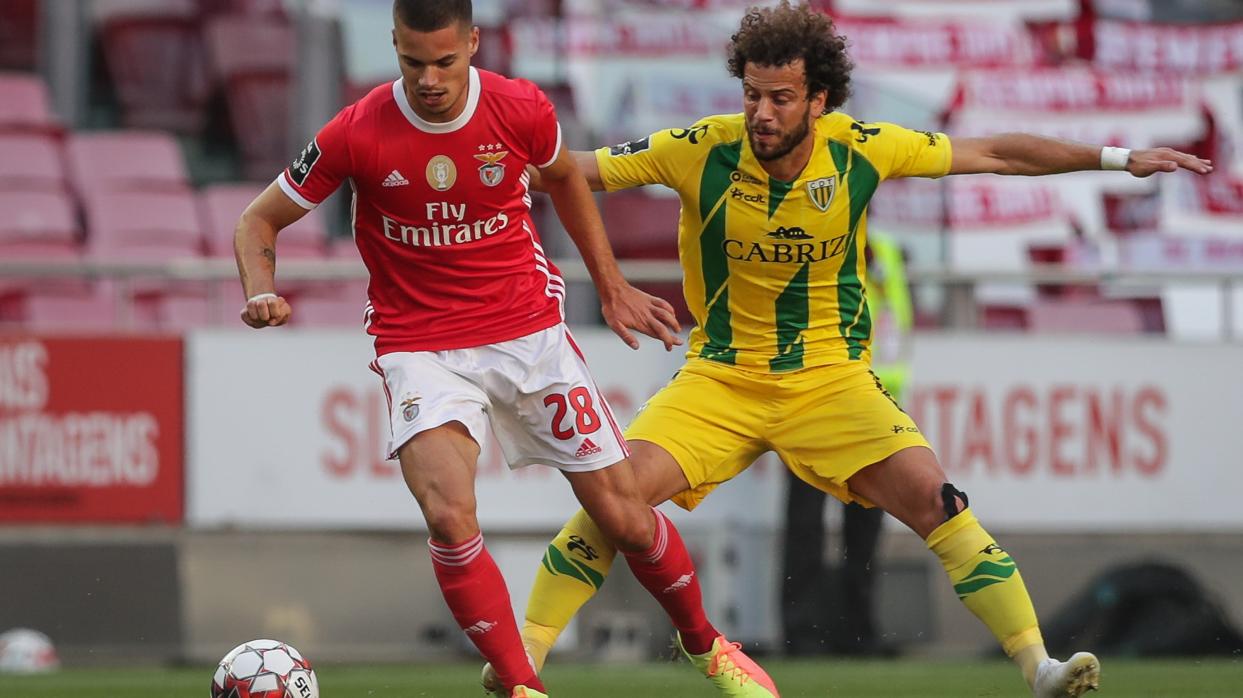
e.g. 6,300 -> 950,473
474,150 -> 509,187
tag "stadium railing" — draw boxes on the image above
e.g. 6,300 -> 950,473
1,258 -> 1240,340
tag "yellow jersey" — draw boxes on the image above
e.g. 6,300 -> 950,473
596,112 -> 951,373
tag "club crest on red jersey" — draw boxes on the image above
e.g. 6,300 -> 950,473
474,150 -> 509,187
426,155 -> 457,191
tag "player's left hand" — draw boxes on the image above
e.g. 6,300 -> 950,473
1127,147 -> 1213,177
600,283 -> 683,351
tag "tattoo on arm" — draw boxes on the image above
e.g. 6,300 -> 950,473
261,247 -> 276,265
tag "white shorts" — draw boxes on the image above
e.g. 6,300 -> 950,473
370,323 -> 629,472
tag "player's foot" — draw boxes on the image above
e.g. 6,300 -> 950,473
481,652 -> 537,697
1033,652 -> 1100,697
679,633 -> 780,697
481,662 -> 502,697
510,686 -> 547,698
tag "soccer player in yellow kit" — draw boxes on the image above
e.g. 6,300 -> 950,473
485,3 -> 1213,696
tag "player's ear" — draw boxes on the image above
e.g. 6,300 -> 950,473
810,88 -> 828,116
467,25 -> 479,58
391,28 -> 397,48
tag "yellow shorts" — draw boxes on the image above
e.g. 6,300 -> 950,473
626,358 -> 929,510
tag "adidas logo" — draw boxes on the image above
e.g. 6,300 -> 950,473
382,169 -> 410,187
574,438 -> 603,458
663,572 -> 694,594
464,620 -> 497,635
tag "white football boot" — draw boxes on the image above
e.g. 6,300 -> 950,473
1033,652 -> 1101,697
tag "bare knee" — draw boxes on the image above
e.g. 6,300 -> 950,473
421,499 -> 479,544
591,503 -> 656,553
912,482 -> 970,539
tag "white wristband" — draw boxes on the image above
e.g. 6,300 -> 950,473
246,293 -> 278,304
1101,146 -> 1131,171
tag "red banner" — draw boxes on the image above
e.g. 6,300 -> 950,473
951,68 -> 1188,112
0,336 -> 183,523
834,16 -> 1039,67
1092,20 -> 1243,74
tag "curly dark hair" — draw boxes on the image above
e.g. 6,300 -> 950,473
727,1 -> 853,111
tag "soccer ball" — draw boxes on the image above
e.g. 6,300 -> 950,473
0,628 -> 59,674
211,639 -> 319,698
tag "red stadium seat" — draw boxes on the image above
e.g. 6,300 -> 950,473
0,72 -> 58,133
287,279 -> 370,328
979,304 -> 1030,331
0,286 -> 119,331
199,182 -> 329,258
598,189 -> 688,322
204,15 -> 296,180
0,134 -> 66,192
599,190 -> 681,259
0,0 -> 40,71
66,131 -> 189,194
0,189 -> 119,331
83,189 -> 213,329
84,189 -> 203,260
197,0 -> 287,18
1028,300 -> 1145,335
94,0 -> 210,132
0,189 -> 79,257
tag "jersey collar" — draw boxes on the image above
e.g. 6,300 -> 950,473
392,67 -> 481,134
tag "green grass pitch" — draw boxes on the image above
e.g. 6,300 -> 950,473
2,658 -> 1240,697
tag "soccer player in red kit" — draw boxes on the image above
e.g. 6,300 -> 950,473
231,2 -> 779,697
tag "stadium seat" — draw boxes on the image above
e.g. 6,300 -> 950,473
0,189 -> 123,331
83,189 -> 214,330
598,189 -> 689,321
1028,300 -> 1145,334
0,134 -> 67,192
0,189 -> 79,258
0,72 -> 58,133
204,15 -> 296,180
94,0 -> 210,132
0,0 -> 40,71
979,304 -> 1030,331
0,286 -> 119,331
197,0 -> 287,17
66,131 -> 189,194
84,189 -> 203,260
199,182 -> 329,258
599,190 -> 681,259
288,279 -> 370,328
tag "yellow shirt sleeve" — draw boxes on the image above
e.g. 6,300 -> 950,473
594,120 -> 718,192
853,121 -> 953,181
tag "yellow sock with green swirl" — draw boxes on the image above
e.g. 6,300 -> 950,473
927,507 -> 1043,657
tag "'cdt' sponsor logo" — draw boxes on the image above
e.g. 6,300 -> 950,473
723,232 -> 851,264
381,202 -> 510,248
730,187 -> 765,204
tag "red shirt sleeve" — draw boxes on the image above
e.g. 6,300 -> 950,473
278,105 -> 353,209
527,87 -> 562,169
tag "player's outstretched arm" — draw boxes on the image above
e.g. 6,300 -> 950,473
233,181 -> 308,329
948,134 -> 1213,178
525,150 -> 604,193
539,145 -> 682,351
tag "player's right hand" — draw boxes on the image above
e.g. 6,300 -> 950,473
240,293 -> 292,328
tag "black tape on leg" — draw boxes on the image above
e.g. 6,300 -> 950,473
941,483 -> 968,519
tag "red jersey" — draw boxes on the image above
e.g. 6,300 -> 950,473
278,67 -> 566,355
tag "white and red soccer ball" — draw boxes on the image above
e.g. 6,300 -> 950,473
211,639 -> 319,698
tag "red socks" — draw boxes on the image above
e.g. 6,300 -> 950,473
621,509 -> 719,655
429,533 -> 543,692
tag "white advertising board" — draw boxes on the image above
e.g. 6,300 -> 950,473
189,330 -> 1242,532
909,335 -> 1243,531
186,329 -> 782,530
